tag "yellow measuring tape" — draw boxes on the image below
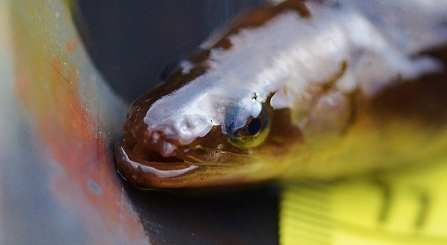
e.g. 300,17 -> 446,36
280,158 -> 447,245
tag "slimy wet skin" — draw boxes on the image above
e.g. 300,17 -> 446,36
115,0 -> 447,188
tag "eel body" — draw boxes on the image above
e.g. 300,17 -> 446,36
115,0 -> 447,188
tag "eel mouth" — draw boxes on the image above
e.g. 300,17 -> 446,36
114,132 -> 261,188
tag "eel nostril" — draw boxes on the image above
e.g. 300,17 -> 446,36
151,131 -> 161,143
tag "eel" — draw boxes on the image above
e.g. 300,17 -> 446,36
114,0 -> 447,188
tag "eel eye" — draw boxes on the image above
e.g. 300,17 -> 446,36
247,118 -> 262,136
225,105 -> 270,148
